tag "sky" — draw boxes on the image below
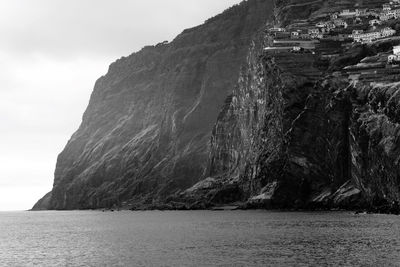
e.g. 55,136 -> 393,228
0,0 -> 243,211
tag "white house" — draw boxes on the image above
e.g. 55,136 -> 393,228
300,33 -> 311,39
291,31 -> 300,38
340,9 -> 357,17
352,29 -> 364,35
370,32 -> 382,38
380,13 -> 391,21
388,45 -> 400,63
381,8 -> 400,20
308,28 -> 323,39
320,28 -> 328,34
333,19 -> 348,28
352,31 -> 382,43
269,27 -> 286,32
394,45 -> 400,55
308,28 -> 320,35
390,9 -> 400,18
383,4 -> 392,11
381,27 -> 396,37
388,54 -> 400,63
369,19 -> 381,26
325,22 -> 336,31
331,13 -> 339,20
355,9 -> 368,16
292,46 -> 301,52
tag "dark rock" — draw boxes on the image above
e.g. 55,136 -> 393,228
31,191 -> 52,211
247,181 -> 278,208
332,181 -> 363,208
310,181 -> 364,210
33,0 -> 400,213
211,205 -> 240,211
33,0 -> 275,210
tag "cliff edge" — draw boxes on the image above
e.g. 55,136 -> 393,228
34,0 -> 400,213
33,0 -> 274,210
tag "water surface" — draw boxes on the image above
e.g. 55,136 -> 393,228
1,210 -> 399,266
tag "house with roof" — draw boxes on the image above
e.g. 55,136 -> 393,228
326,22 -> 336,32
316,22 -> 327,28
381,27 -> 396,37
389,8 -> 400,18
394,45 -> 400,54
380,7 -> 400,20
268,27 -> 286,33
308,28 -> 324,39
291,31 -> 300,39
383,4 -> 392,11
355,9 -> 368,17
292,46 -> 302,52
300,33 -> 311,39
388,45 -> 400,63
352,29 -> 364,35
352,31 -> 381,43
369,19 -> 381,26
340,9 -> 357,18
308,28 -> 319,34
391,0 -> 400,5
351,26 -> 396,43
331,13 -> 339,20
333,19 -> 348,28
380,13 -> 391,21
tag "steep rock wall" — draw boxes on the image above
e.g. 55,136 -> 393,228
34,0 -> 275,210
182,0 -> 400,211
351,82 -> 400,210
193,40 -> 354,209
34,0 -> 400,212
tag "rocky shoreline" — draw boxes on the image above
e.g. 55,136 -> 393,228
99,204 -> 400,216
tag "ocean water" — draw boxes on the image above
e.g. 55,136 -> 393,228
0,211 -> 400,266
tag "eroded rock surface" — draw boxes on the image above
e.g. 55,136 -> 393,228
178,0 -> 400,212
34,0 -> 400,212
33,0 -> 275,210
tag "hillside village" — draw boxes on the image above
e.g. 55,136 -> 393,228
264,0 -> 400,78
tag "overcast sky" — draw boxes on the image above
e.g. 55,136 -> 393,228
0,0 -> 243,211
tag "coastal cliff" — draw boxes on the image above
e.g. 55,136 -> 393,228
169,0 -> 400,212
33,0 -> 274,210
34,0 -> 400,213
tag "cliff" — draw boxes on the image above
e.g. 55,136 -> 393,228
34,0 -> 400,213
33,0 -> 275,210
175,0 -> 400,213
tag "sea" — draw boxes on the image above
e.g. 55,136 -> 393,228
0,210 -> 399,266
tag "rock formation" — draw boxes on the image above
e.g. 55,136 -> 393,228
174,0 -> 400,212
33,0 -> 275,210
34,0 -> 400,213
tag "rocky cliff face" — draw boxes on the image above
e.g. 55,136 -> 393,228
351,81 -> 400,211
178,0 -> 400,213
34,0 -> 400,212
33,0 -> 275,210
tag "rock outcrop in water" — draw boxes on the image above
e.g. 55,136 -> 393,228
34,0 -> 400,213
